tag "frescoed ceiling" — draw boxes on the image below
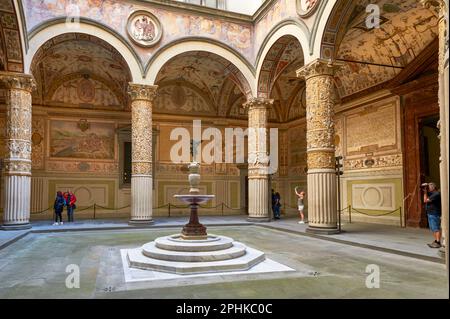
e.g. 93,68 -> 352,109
322,0 -> 438,99
31,33 -> 132,109
154,51 -> 257,118
258,36 -> 306,122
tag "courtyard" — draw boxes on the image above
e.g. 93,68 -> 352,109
0,218 -> 447,299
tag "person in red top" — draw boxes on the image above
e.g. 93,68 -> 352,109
64,191 -> 77,222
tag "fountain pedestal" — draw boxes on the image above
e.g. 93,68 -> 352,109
182,203 -> 207,239
125,162 -> 266,275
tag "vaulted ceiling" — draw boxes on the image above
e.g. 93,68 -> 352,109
322,0 -> 438,99
154,51 -> 252,119
31,34 -> 132,110
259,36 -> 306,122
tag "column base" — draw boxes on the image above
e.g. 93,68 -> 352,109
247,217 -> 271,223
438,246 -> 446,259
306,226 -> 340,235
1,223 -> 32,231
129,219 -> 154,226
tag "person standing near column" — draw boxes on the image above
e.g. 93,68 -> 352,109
422,182 -> 442,248
295,187 -> 306,224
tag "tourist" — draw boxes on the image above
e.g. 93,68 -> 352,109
295,187 -> 306,224
273,191 -> 281,220
64,191 -> 77,223
422,182 -> 442,248
271,189 -> 277,219
53,191 -> 65,226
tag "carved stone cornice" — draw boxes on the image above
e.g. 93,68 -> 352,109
0,72 -> 36,92
296,59 -> 344,81
420,0 -> 447,18
128,84 -> 158,102
243,97 -> 274,110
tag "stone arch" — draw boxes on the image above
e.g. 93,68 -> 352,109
29,32 -> 133,111
145,39 -> 255,98
255,21 -> 310,90
255,28 -> 306,122
25,19 -> 143,83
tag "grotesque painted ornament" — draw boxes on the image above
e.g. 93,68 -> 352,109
127,11 -> 162,47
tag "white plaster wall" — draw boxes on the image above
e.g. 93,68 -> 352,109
226,0 -> 263,15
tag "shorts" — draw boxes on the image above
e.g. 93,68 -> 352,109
298,205 -> 305,211
427,214 -> 441,233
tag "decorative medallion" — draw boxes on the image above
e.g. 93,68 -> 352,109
127,10 -> 162,47
78,78 -> 95,103
297,0 -> 320,18
32,132 -> 43,146
77,119 -> 90,132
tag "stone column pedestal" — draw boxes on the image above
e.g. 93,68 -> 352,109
244,98 -> 273,222
128,84 -> 158,226
297,59 -> 343,234
0,72 -> 36,230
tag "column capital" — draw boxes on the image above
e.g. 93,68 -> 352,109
128,83 -> 158,102
0,72 -> 36,92
421,0 -> 447,18
296,59 -> 344,81
243,97 -> 274,110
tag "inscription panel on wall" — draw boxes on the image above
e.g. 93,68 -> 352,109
345,102 -> 398,156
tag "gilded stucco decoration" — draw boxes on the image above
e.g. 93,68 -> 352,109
128,84 -> 157,176
243,98 -> 273,175
0,73 -> 36,175
297,59 -> 342,171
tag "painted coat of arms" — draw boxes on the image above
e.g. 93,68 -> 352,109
127,11 -> 162,47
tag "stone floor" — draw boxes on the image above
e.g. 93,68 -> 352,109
0,221 -> 447,299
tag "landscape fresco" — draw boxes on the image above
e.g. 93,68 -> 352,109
50,121 -> 115,160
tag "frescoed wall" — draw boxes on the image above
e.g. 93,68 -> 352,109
23,0 -> 254,64
49,120 -> 116,160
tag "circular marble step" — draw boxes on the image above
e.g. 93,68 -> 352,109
155,235 -> 234,252
142,241 -> 246,262
127,242 -> 265,275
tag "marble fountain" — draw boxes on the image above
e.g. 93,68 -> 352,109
125,162 -> 267,275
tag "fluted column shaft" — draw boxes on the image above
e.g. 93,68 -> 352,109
244,98 -> 273,222
0,72 -> 36,230
297,59 -> 342,234
128,84 -> 158,225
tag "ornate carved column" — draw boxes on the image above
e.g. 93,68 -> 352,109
128,84 -> 158,225
0,72 -> 36,230
422,0 -> 449,272
244,98 -> 273,222
297,59 -> 342,234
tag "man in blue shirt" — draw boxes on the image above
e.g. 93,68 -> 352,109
422,182 -> 442,248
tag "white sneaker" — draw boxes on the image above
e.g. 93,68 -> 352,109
60,222 -> 64,225
298,221 -> 305,224
53,222 -> 59,226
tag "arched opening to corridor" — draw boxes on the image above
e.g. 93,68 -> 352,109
28,33 -> 133,215
150,50 -> 254,216
257,34 -> 306,217
321,0 -> 440,228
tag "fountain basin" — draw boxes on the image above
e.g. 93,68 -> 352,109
174,194 -> 215,205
